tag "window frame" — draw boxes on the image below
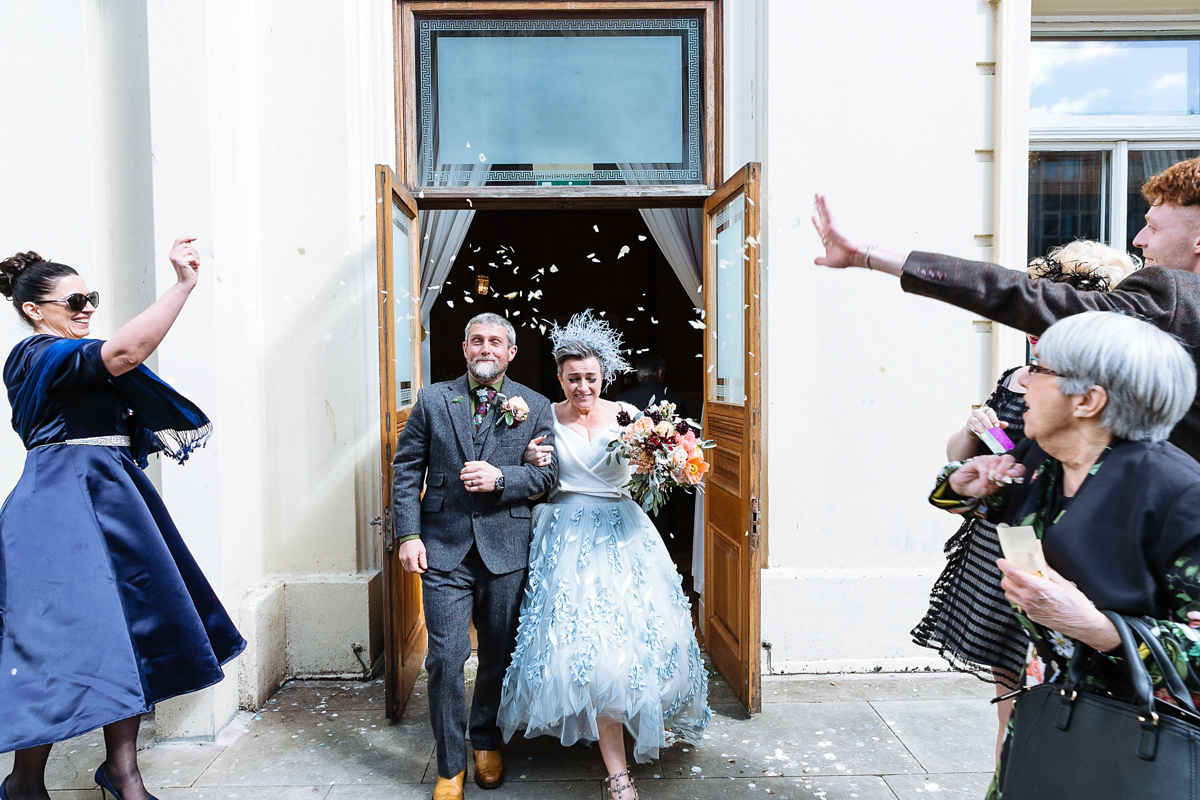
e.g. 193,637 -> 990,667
395,0 -> 721,209
1029,17 -> 1200,251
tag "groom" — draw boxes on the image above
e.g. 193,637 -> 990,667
391,312 -> 557,800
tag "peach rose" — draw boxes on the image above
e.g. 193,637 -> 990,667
654,420 -> 674,438
633,417 -> 654,435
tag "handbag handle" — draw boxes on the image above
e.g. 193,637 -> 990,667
1125,616 -> 1199,714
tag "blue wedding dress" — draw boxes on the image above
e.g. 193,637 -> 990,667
0,335 -> 245,752
498,404 -> 711,763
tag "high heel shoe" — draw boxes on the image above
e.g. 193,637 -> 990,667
94,763 -> 159,800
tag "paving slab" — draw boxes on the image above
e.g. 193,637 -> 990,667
269,678 -> 387,713
652,775 -> 900,800
761,676 -> 843,704
827,674 -> 993,703
156,787 -> 332,799
499,730 -> 662,782
871,700 -> 995,774
193,709 -> 432,787
661,702 -> 922,779
885,772 -> 994,799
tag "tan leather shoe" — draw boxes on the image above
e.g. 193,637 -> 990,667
473,748 -> 504,789
432,770 -> 465,800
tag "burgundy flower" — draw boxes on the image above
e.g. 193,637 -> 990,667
648,411 -> 663,424
675,421 -> 691,435
616,410 -> 632,427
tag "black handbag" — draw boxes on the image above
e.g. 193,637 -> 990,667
999,611 -> 1200,799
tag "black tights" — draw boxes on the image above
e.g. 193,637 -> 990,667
4,716 -> 151,800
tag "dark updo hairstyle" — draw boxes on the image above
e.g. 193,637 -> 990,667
0,251 -> 79,329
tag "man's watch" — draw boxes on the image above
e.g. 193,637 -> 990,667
494,470 -> 505,493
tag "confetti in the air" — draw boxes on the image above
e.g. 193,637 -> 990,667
593,225 -> 600,233
638,235 -> 647,241
446,300 -> 454,308
618,245 -> 631,259
689,320 -> 707,329
504,292 -> 519,300
549,265 -> 559,273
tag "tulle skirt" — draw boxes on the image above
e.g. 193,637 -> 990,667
498,492 -> 711,763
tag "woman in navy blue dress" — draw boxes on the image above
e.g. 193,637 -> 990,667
0,240 -> 244,800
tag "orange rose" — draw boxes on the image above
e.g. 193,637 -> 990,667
633,417 -> 654,435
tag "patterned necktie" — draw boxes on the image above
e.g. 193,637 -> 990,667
473,386 -> 496,431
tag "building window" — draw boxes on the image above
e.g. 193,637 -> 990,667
1029,32 -> 1200,259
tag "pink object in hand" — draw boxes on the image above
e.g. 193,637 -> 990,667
978,426 -> 1015,454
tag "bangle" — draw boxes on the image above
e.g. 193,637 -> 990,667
864,246 -> 874,270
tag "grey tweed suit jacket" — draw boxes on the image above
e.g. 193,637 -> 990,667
901,251 -> 1200,460
390,374 -> 557,574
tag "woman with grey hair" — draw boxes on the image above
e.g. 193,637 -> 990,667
932,311 -> 1200,799
498,312 -> 710,800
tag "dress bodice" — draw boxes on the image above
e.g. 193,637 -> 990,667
550,403 -> 637,500
4,335 -> 131,449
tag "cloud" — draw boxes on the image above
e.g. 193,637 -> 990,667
1152,71 -> 1187,92
1030,42 -> 1127,90
1031,88 -> 1111,116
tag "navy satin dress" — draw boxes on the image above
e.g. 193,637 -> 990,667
0,335 -> 244,752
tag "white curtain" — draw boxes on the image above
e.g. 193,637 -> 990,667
620,164 -> 707,590
638,207 -> 703,300
417,106 -> 489,384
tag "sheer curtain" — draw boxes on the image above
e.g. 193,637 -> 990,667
620,164 -> 707,590
417,107 -> 489,384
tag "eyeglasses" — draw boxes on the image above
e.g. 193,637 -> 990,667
33,292 -> 100,312
1027,363 -> 1059,378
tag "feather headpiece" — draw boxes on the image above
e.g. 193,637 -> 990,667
549,310 -> 631,385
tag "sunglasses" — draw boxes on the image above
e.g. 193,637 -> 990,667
34,292 -> 100,312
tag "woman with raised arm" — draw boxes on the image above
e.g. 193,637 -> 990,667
0,241 -> 244,800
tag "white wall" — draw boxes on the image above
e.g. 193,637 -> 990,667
0,0 -> 395,738
758,0 -> 1011,672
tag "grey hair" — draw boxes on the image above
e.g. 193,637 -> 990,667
1037,311 -> 1195,442
463,312 -> 516,347
550,310 -> 630,385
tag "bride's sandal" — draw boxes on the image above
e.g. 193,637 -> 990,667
602,770 -> 639,800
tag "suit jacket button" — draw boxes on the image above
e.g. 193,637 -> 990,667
473,511 -> 480,519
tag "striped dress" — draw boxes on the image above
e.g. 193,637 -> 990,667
910,367 -> 1030,688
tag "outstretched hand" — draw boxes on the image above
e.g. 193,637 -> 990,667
812,194 -> 862,269
948,454 -> 1025,498
169,237 -> 200,286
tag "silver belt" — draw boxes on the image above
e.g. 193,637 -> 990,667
32,435 -> 131,450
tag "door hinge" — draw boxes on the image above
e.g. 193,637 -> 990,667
748,496 -> 761,551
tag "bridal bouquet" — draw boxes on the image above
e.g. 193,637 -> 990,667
607,400 -> 715,516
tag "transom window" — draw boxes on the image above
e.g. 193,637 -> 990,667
415,15 -> 705,186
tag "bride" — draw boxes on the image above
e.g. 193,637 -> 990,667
497,312 -> 711,800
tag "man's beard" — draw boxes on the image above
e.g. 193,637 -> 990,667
468,358 -> 502,383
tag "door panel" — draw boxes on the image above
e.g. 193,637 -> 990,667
702,162 -> 762,713
377,164 -> 425,720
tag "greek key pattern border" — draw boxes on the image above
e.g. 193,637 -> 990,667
712,198 -> 742,231
418,17 -> 702,185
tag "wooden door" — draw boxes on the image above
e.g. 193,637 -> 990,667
376,164 -> 426,720
702,163 -> 763,713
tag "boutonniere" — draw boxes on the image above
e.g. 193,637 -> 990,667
496,394 -> 530,428
452,395 -> 464,404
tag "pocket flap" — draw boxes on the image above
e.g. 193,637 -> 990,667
425,473 -> 444,487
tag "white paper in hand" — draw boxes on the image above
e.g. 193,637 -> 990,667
997,524 -> 1048,578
